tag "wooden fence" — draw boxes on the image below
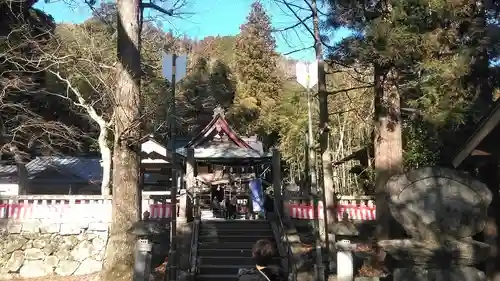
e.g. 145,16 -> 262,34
283,192 -> 376,221
0,194 -> 174,221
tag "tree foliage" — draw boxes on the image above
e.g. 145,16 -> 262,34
231,1 -> 283,136
5,0 -> 499,199
177,56 -> 236,134
324,0 -> 500,168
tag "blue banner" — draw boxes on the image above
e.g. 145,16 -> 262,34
250,178 -> 263,213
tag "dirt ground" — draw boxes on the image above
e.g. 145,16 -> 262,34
6,273 -> 99,281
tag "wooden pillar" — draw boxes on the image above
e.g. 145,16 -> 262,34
17,162 -> 28,195
184,148 -> 195,222
177,168 -> 185,220
272,149 -> 283,215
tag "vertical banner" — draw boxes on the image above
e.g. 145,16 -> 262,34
249,178 -> 263,213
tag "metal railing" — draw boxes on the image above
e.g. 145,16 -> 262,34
188,219 -> 199,278
273,201 -> 297,281
188,194 -> 200,279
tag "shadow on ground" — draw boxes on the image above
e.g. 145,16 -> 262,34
150,220 -> 194,281
286,219 -> 380,280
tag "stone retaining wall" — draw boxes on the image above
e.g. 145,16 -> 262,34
0,220 -> 109,279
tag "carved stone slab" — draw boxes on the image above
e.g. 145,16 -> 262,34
386,167 -> 492,240
394,266 -> 487,281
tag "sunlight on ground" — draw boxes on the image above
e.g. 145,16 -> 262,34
9,273 -> 99,281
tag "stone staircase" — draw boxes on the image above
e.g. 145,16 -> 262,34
195,219 -> 280,281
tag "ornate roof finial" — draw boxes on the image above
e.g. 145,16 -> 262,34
213,106 -> 225,118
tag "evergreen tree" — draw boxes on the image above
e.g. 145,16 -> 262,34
177,57 -> 236,135
325,0 -> 499,163
209,59 -> 236,109
323,0 -> 500,254
231,1 -> 283,135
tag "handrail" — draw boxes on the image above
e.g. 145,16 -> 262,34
273,201 -> 297,281
188,219 -> 199,277
188,194 -> 200,278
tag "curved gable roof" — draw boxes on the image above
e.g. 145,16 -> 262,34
184,107 -> 256,151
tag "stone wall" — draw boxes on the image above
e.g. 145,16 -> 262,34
0,220 -> 109,279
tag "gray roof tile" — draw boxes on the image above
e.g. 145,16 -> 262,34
26,156 -> 102,182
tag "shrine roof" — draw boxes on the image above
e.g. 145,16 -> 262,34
176,146 -> 271,159
453,98 -> 500,167
184,106 -> 254,149
176,106 -> 270,161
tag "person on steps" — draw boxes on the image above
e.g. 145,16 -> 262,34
263,192 -> 274,219
223,196 -> 230,219
212,197 -> 220,218
238,239 -> 286,281
230,195 -> 238,219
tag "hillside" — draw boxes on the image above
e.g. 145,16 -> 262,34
191,35 -> 298,80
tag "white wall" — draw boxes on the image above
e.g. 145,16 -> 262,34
0,184 -> 19,196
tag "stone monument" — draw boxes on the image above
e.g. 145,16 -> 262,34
379,167 -> 492,281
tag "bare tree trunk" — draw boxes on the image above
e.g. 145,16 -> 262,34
101,0 -> 142,280
48,71 -> 113,195
98,125 -> 112,195
311,0 -> 334,242
373,63 -> 403,243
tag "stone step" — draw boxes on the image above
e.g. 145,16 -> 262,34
198,248 -> 252,257
198,256 -> 280,266
199,235 -> 274,243
198,265 -> 244,276
202,220 -> 269,226
195,274 -> 236,281
199,241 -> 256,249
200,227 -> 273,236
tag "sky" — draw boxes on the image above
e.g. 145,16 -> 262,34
35,0 -> 351,61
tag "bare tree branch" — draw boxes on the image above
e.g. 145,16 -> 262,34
0,8 -> 81,155
141,2 -> 173,15
283,45 -> 314,55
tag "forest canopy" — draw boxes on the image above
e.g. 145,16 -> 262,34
2,0 -> 499,196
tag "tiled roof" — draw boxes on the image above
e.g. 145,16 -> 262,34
0,165 -> 17,175
242,137 -> 264,154
26,156 -> 102,182
0,165 -> 18,183
167,137 -> 192,151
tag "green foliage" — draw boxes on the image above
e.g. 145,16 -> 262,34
193,36 -> 236,65
275,82 -> 309,163
325,0 -> 499,166
230,1 -> 283,136
177,57 -> 236,135
403,119 -> 443,169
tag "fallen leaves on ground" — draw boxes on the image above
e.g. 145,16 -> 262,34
358,264 -> 384,277
150,257 -> 168,281
354,243 -> 375,254
9,273 -> 99,281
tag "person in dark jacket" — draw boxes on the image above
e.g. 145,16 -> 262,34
263,193 -> 274,217
229,196 -> 238,219
212,197 -> 220,217
223,196 -> 231,219
237,239 -> 286,281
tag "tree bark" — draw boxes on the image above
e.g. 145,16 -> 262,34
373,64 -> 403,242
98,125 -> 112,195
312,0 -> 335,240
101,0 -> 142,280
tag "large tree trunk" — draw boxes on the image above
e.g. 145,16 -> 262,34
312,0 -> 335,243
373,64 -> 403,242
101,0 -> 142,280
